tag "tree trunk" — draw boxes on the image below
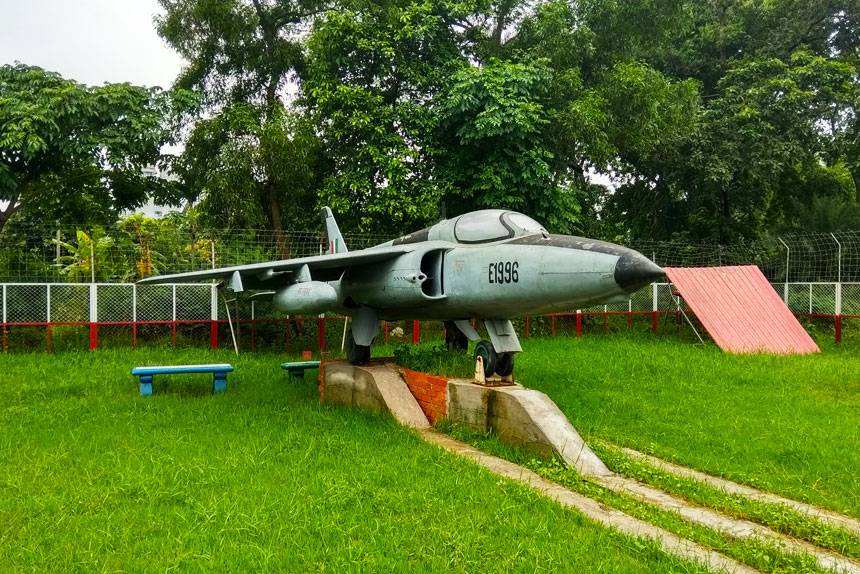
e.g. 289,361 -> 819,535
0,201 -> 19,237
268,182 -> 290,259
719,187 -> 731,243
853,169 -> 860,205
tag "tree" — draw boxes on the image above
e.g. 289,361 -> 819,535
435,59 -> 580,232
303,0 -> 469,233
434,0 -> 698,233
157,0 -> 327,254
0,64 -> 183,235
170,103 -> 320,250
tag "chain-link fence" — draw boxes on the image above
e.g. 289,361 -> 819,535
3,222 -> 860,284
0,221 -> 393,283
2,222 -> 860,352
1,280 -> 855,353
630,231 -> 860,283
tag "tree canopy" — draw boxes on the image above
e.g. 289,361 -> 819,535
0,64 -> 187,235
2,0 -> 860,244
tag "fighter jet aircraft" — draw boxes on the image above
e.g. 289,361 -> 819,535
138,207 -> 664,376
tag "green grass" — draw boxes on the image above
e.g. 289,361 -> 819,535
439,423 -> 827,574
0,348 -> 710,573
512,335 -> 860,518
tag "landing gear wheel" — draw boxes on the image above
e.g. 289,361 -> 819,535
496,352 -> 515,377
444,321 -> 469,352
474,340 -> 497,378
346,331 -> 371,365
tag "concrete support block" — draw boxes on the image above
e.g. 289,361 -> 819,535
446,380 -> 610,478
322,362 -> 430,430
446,380 -> 494,433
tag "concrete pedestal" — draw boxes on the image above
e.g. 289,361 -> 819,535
322,361 -> 430,430
447,380 -> 611,478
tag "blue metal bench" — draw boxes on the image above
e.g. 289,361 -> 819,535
281,361 -> 321,383
132,364 -> 235,396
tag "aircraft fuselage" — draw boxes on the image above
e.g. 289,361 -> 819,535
302,234 -> 660,321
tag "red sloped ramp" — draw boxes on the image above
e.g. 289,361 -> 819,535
664,266 -> 819,355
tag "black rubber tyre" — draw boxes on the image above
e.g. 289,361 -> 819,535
444,321 -> 469,352
346,332 -> 371,365
496,352 -> 515,377
473,340 -> 497,378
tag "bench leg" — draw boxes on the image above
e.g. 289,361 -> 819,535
213,372 -> 227,394
289,370 -> 304,383
139,375 -> 153,397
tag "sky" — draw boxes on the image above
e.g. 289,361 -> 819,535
0,0 -> 184,88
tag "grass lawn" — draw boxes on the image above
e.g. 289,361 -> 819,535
513,335 -> 860,517
0,348 -> 707,573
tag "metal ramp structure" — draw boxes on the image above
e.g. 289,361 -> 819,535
664,266 -> 820,355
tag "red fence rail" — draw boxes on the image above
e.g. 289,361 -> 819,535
1,310 -> 854,354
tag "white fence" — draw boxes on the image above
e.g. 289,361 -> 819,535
0,281 -> 857,352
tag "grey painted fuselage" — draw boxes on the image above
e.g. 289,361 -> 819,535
326,212 -> 662,321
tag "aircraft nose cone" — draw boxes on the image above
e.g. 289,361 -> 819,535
614,251 -> 665,293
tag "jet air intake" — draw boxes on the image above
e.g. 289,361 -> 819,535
273,282 -> 337,315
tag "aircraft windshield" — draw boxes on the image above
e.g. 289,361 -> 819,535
505,212 -> 547,234
454,211 -> 513,244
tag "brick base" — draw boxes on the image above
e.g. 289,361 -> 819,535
398,368 -> 448,424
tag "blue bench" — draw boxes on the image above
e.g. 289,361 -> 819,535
132,364 -> 235,396
281,361 -> 321,383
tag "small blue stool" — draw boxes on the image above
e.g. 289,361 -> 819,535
281,361 -> 321,383
131,364 -> 235,396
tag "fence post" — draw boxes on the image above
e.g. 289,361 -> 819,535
413,320 -> 420,345
210,284 -> 218,350
576,309 -> 582,337
318,317 -> 325,354
250,300 -> 255,352
832,233 -> 843,344
652,283 -> 659,333
172,285 -> 177,348
89,283 -> 98,350
526,316 -> 530,338
778,237 -> 790,305
46,284 -> 51,353
2,284 -> 5,353
132,283 -> 138,349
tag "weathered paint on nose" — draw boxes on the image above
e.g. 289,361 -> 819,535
614,251 -> 665,293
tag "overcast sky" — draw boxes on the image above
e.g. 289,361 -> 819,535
0,0 -> 184,88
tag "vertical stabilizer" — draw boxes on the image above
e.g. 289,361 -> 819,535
321,207 -> 348,254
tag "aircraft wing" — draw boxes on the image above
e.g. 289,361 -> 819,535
137,245 -> 414,289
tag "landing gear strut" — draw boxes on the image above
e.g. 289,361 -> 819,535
346,329 -> 371,365
444,321 -> 469,352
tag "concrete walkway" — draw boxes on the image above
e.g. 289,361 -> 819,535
616,445 -> 860,537
420,429 -> 759,574
593,474 -> 860,574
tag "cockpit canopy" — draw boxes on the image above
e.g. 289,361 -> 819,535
453,210 -> 547,244
389,209 -> 549,247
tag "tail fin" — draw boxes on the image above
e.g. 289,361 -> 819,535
321,207 -> 348,254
